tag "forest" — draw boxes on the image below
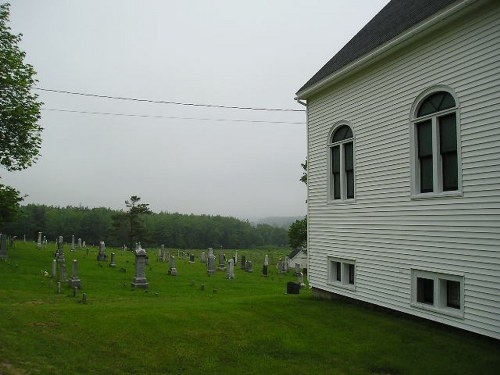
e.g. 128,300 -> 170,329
0,204 -> 289,249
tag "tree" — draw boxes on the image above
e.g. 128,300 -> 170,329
300,158 -> 307,185
0,3 -> 43,224
0,183 -> 22,228
124,195 -> 152,248
288,217 -> 307,249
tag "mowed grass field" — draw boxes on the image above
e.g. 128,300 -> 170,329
0,242 -> 498,375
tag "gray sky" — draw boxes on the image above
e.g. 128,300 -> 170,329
3,0 -> 388,219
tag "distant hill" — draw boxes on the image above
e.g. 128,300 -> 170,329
253,216 -> 305,229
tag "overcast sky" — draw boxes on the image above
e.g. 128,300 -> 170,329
3,0 -> 388,219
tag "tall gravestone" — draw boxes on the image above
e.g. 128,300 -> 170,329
37,232 -> 42,249
263,254 -> 269,277
52,259 -> 57,278
207,253 -> 216,276
240,255 -> 246,270
189,254 -> 195,263
77,238 -> 82,249
109,252 -> 116,267
218,253 -> 226,271
0,234 -> 7,260
57,236 -> 65,263
69,259 -> 82,289
132,246 -> 149,289
71,235 -> 75,251
227,259 -> 235,279
234,250 -> 238,264
168,255 -> 177,276
200,251 -> 206,264
97,241 -> 107,261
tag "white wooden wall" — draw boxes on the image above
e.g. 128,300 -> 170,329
306,3 -> 500,338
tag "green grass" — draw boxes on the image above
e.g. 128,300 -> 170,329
0,243 -> 498,375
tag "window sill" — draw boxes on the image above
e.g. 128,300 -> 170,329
327,281 -> 356,291
410,302 -> 464,319
411,190 -> 463,200
327,198 -> 356,205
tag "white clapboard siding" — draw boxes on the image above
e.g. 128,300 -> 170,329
306,3 -> 500,339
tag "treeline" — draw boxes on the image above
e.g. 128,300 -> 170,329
0,204 -> 289,249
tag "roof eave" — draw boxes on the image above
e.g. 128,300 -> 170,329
295,0 -> 477,101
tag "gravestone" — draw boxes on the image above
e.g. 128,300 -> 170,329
131,246 -> 149,289
71,235 -> 75,251
279,259 -> 287,274
207,253 -> 216,276
200,251 -> 206,263
37,232 -> 42,249
43,236 -> 47,248
234,250 -> 238,264
217,253 -> 226,271
189,254 -> 195,263
284,257 -> 290,272
56,236 -> 65,263
60,261 -> 67,282
0,234 -> 7,260
78,238 -> 82,249
83,241 -> 86,248
168,255 -> 178,276
52,259 -> 57,278
240,255 -> 246,270
109,252 -> 116,267
23,234 -> 26,242
246,260 -> 253,273
69,259 -> 82,289
263,254 -> 269,276
97,241 -> 107,261
161,244 -> 166,263
297,272 -> 305,288
227,259 -> 235,279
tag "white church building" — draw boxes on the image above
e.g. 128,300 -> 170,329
295,0 -> 500,339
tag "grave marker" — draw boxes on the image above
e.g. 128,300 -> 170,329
132,246 -> 149,289
168,256 -> 178,276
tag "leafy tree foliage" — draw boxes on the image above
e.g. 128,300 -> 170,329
300,158 -> 307,185
288,217 -> 307,249
0,3 -> 43,225
0,183 -> 22,225
122,195 -> 152,248
2,204 -> 289,249
0,3 -> 43,171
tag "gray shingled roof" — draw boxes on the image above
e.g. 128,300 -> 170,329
297,0 -> 459,95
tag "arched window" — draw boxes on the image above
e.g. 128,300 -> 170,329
412,89 -> 460,195
328,124 -> 354,201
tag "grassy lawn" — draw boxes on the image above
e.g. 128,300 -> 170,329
0,242 -> 498,375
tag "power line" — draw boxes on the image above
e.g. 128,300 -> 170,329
35,87 -> 306,113
41,107 -> 306,125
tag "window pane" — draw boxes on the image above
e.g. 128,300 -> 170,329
417,121 -> 432,157
336,262 -> 341,281
332,146 -> 340,199
345,142 -> 354,199
417,121 -> 433,193
446,280 -> 461,309
417,277 -> 434,304
332,125 -> 353,142
442,153 -> 458,191
346,171 -> 354,199
420,156 -> 433,193
440,114 -> 458,191
439,114 -> 457,153
417,92 -> 456,117
332,146 -> 340,173
348,264 -> 355,284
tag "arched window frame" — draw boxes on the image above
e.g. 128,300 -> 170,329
410,86 -> 462,198
327,121 -> 355,202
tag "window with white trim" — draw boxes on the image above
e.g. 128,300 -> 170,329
411,270 -> 464,317
411,90 -> 461,196
328,257 -> 356,290
328,124 -> 354,201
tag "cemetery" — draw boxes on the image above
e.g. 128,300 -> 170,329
0,237 -> 498,375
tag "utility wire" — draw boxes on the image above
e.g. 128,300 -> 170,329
35,87 -> 306,113
41,107 -> 306,125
